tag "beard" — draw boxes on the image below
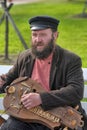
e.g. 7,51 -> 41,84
31,37 -> 55,59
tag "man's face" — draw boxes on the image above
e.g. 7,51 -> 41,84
31,28 -> 58,59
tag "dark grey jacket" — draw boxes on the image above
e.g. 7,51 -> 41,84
4,45 -> 84,110
2,46 -> 87,118
1,45 -> 87,129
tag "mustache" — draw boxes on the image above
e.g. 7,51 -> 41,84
32,42 -> 43,47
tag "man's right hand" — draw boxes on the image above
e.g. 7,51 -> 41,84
0,74 -> 6,88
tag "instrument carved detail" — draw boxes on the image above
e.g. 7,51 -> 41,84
3,77 -> 84,130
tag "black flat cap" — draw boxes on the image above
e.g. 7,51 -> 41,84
29,16 -> 60,31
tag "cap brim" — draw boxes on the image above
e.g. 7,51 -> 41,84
30,25 -> 49,31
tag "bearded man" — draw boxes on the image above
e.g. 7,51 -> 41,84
0,16 -> 86,130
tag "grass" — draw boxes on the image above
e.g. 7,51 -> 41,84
0,0 -> 87,67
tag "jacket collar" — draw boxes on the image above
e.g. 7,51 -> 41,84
24,50 -> 35,77
50,45 -> 63,89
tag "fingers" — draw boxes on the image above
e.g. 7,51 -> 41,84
21,94 -> 32,109
0,74 -> 6,81
0,74 -> 6,87
21,93 -> 42,109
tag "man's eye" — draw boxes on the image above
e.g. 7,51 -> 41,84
32,34 -> 37,37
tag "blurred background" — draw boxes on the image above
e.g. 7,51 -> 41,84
0,0 -> 87,67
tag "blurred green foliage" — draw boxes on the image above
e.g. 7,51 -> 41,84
0,0 -> 87,67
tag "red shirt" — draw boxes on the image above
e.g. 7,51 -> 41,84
31,53 -> 53,91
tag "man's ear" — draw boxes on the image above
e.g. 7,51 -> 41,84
54,31 -> 59,40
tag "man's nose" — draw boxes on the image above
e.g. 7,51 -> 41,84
36,36 -> 42,42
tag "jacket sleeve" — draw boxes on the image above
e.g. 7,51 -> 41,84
0,52 -> 25,91
40,55 -> 84,110
1,49 -> 32,92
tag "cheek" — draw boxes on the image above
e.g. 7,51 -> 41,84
43,37 -> 50,44
32,37 -> 36,44
44,37 -> 52,44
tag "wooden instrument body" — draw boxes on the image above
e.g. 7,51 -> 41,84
3,77 -> 84,130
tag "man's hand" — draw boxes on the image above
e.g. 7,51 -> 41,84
0,74 -> 6,88
21,93 -> 42,109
